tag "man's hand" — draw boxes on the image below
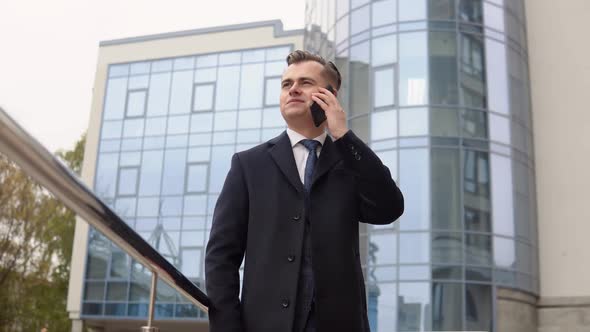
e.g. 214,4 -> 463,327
311,87 -> 349,140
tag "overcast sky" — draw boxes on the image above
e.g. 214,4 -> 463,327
0,0 -> 305,153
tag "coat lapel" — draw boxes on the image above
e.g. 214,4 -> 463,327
268,131 -> 305,194
311,135 -> 342,188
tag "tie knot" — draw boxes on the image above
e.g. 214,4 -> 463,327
300,139 -> 321,152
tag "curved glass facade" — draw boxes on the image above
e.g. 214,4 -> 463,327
305,0 -> 537,330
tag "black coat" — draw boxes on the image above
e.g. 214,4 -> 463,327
205,130 -> 404,332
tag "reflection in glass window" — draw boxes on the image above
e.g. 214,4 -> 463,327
242,49 -> 265,63
399,149 -> 429,230
104,78 -> 128,120
399,108 -> 428,136
139,150 -> 163,196
486,38 -> 509,114
351,5 -> 370,35
167,115 -> 190,135
432,283 -> 463,330
194,68 -> 217,83
173,57 -> 195,70
184,195 -> 208,216
181,248 -> 202,278
399,233 -> 430,263
109,64 -> 129,77
265,61 -> 286,76
431,108 -> 459,137
399,0 -> 426,21
118,167 -> 139,196
161,149 -> 187,195
84,281 -> 105,301
494,236 -> 515,269
372,35 -> 397,67
264,77 -> 281,106
398,282 -> 431,331
126,90 -> 147,117
147,73 -> 171,117
350,40 -> 370,64
459,33 -> 486,108
186,164 -> 208,193
209,146 -> 234,193
219,52 -> 241,65
465,233 -> 492,265
266,46 -> 291,61
459,0 -> 483,23
262,107 -> 285,127
372,0 -> 396,27
376,150 -> 397,181
101,121 -> 123,139
169,71 -> 193,115
129,75 -> 149,89
193,84 -> 215,112
431,149 -> 461,230
489,113 -> 510,144
465,284 -> 492,331
336,15 -> 350,45
115,197 -> 136,217
371,110 -> 397,140
214,111 -> 237,131
374,67 -> 396,108
399,33 -> 428,106
491,153 -> 514,236
430,31 -> 458,105
123,119 -> 144,138
190,113 -> 213,133
369,233 -> 397,265
96,153 -> 119,198
215,66 -> 240,111
484,2 -> 505,32
429,0 -> 455,20
238,109 -> 262,129
137,198 -> 160,217
368,283 -> 397,332
144,117 -> 166,136
196,54 -> 217,68
461,109 -> 487,138
161,196 -> 183,216
239,64 -> 264,109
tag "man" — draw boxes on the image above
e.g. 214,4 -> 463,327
205,50 -> 404,332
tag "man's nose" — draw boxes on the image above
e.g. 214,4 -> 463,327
288,83 -> 302,96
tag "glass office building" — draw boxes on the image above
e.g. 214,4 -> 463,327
71,1 -> 539,330
82,45 -> 294,320
305,0 -> 537,331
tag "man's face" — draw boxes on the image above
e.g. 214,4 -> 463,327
279,60 -> 327,124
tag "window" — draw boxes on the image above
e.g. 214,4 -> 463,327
264,77 -> 281,106
373,67 -> 396,108
186,163 -> 209,193
126,90 -> 147,117
117,167 -> 139,196
193,83 -> 215,112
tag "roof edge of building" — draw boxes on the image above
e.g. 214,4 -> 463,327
99,19 -> 304,47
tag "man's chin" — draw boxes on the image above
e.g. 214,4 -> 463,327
282,106 -> 309,119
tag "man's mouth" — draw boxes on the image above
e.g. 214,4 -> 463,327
287,99 -> 305,104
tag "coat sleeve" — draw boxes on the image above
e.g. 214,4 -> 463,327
205,153 -> 248,332
333,130 -> 404,225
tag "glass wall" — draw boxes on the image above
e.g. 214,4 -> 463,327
305,0 -> 536,331
83,45 -> 292,319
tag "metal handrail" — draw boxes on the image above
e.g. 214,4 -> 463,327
0,107 -> 210,328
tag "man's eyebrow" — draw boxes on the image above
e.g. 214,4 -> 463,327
281,77 -> 317,83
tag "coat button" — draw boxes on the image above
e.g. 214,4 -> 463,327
349,144 -> 355,151
292,215 -> 301,221
355,153 -> 362,161
282,299 -> 290,308
287,255 -> 295,262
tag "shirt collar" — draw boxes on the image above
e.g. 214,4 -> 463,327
286,128 -> 327,148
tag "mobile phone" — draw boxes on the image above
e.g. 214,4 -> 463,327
310,85 -> 335,127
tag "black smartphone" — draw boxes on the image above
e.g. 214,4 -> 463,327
310,85 -> 335,127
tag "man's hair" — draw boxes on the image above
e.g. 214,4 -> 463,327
286,50 -> 342,91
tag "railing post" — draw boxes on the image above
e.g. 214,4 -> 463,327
141,272 -> 159,332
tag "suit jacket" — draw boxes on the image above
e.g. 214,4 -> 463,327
205,130 -> 404,332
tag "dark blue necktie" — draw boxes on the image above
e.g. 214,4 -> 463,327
300,139 -> 321,192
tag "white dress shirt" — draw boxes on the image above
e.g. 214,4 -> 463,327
286,128 -> 328,185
